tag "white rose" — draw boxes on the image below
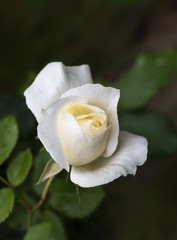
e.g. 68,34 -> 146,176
24,62 -> 148,187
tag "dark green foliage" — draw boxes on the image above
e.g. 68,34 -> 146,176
50,174 -> 104,219
7,201 -> 27,231
117,50 -> 177,109
23,222 -> 52,240
41,210 -> 67,240
119,111 -> 177,156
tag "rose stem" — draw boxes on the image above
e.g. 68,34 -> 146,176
32,175 -> 55,212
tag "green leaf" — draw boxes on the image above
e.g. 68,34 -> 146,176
117,50 -> 177,109
119,111 -> 177,156
41,210 -> 67,240
7,148 -> 33,186
24,222 -> 52,240
0,116 -> 18,165
50,174 -> 104,218
37,159 -> 62,184
0,188 -> 14,223
32,150 -> 51,195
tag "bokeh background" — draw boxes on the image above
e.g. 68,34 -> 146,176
1,0 -> 177,239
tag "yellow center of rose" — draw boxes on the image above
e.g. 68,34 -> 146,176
92,119 -> 102,128
63,103 -> 107,138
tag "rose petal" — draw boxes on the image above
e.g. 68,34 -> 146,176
37,96 -> 87,171
61,83 -> 120,157
58,111 -> 110,166
70,131 -> 148,187
24,62 -> 93,122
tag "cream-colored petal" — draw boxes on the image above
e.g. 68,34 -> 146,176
24,62 -> 93,122
77,113 -> 107,137
58,111 -> 110,166
70,131 -> 148,187
37,96 -> 86,171
63,102 -> 105,117
77,118 -> 93,137
61,84 -> 120,157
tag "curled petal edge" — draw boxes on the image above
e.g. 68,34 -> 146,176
70,131 -> 148,187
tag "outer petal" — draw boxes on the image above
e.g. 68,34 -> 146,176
58,111 -> 110,166
61,84 -> 120,157
70,131 -> 148,187
37,96 -> 87,171
24,62 -> 93,122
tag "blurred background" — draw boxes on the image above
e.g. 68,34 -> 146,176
1,0 -> 177,239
